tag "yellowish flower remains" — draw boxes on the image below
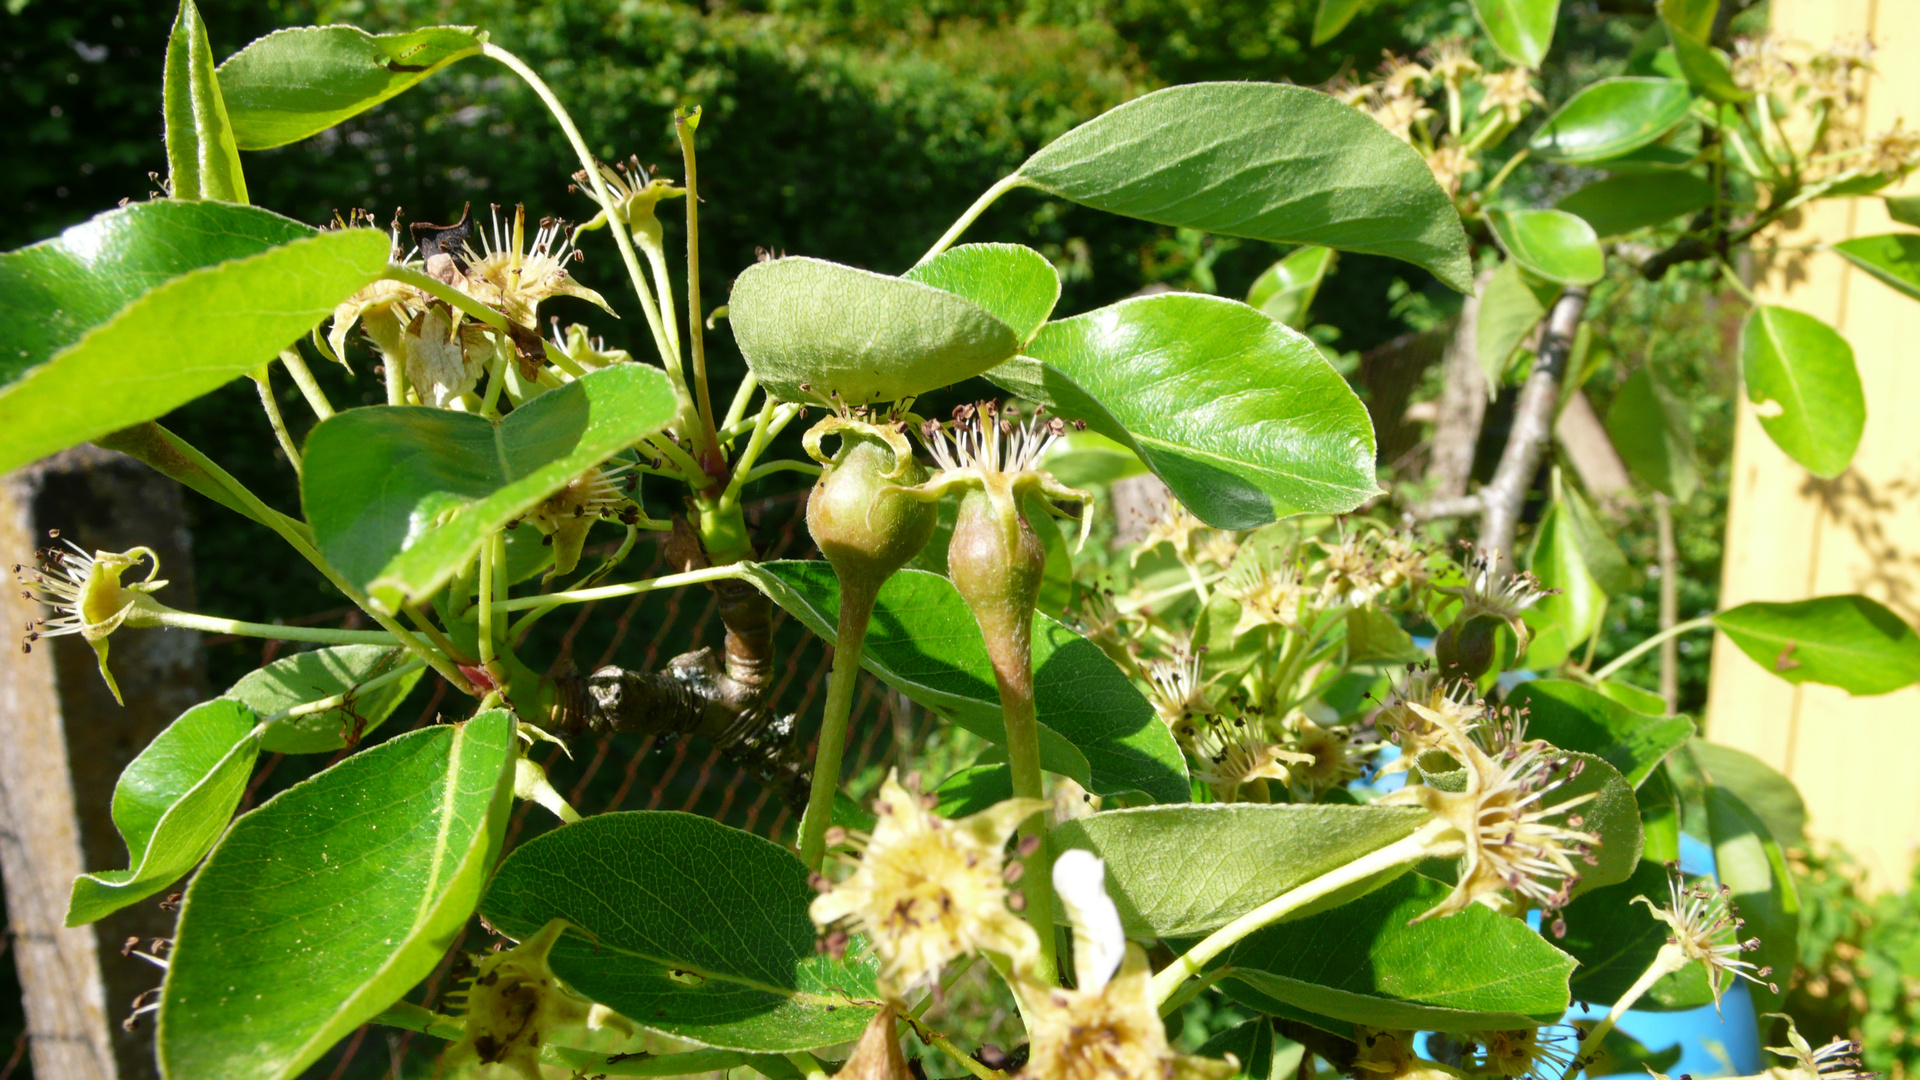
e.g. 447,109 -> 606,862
1634,864 -> 1778,1009
16,539 -> 174,704
809,771 -> 1045,1002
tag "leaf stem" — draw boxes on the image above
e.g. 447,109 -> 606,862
1716,257 -> 1760,306
721,372 -> 760,437
278,348 -> 335,420
1481,148 -> 1530,201
477,538 -> 497,676
1590,614 -> 1715,683
1148,818 -> 1455,1008
151,610 -> 400,646
1559,943 -> 1688,1080
798,582 -> 878,869
915,173 -> 1030,267
783,1051 -> 829,1080
262,656 -> 426,724
740,459 -> 822,486
490,564 -> 745,613
677,108 -> 719,447
251,367 -> 302,476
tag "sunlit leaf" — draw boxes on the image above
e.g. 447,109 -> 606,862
1246,246 -> 1334,329
902,243 -> 1059,343
225,644 -> 423,754
1707,786 -> 1797,1020
1470,0 -> 1559,69
1529,79 -> 1693,164
1486,208 -> 1604,286
1476,259 -> 1560,393
164,0 -> 247,201
1713,594 -> 1920,695
1311,0 -> 1367,45
1739,305 -> 1864,479
1556,172 -> 1713,237
217,25 -> 485,149
1687,742 -> 1806,847
1506,680 -> 1693,788
1832,233 -> 1920,302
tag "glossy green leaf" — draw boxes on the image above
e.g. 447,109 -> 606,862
1014,83 -> 1471,293
302,364 -> 678,611
1556,750 -> 1644,899
1832,233 -> 1920,302
1507,680 -> 1693,788
1486,209 -> 1605,286
1713,594 -> 1920,695
216,25 -> 485,150
903,243 -> 1059,343
1886,195 -> 1920,228
1476,259 -> 1560,393
1470,0 -> 1558,68
1053,803 -> 1427,939
993,294 -> 1378,529
1687,742 -> 1806,847
1557,859 -> 1716,1011
159,711 -> 516,1080
1556,172 -> 1713,238
1637,762 -> 1681,864
66,699 -> 260,927
1530,79 -> 1693,165
1197,1017 -> 1285,1079
225,644 -> 423,754
1596,679 -> 1668,717
1740,305 -> 1864,479
1311,0 -> 1367,45
729,256 -> 1018,405
1707,786 -> 1797,1020
480,812 -> 880,1052
742,561 -> 1187,801
1246,246 -> 1334,329
0,202 -> 389,473
933,763 -> 1014,819
1528,502 -> 1606,648
1222,872 -> 1576,1032
1606,366 -> 1699,500
164,0 -> 247,202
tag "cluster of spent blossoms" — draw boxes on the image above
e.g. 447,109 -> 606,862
1728,34 -> 1920,186
1329,38 -> 1544,198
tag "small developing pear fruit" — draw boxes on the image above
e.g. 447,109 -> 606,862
806,423 -> 937,594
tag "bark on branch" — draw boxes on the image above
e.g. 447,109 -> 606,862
1478,287 -> 1590,575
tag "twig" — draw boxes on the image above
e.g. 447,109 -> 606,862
1654,493 -> 1680,713
1402,492 -> 1483,523
1478,287 -> 1589,575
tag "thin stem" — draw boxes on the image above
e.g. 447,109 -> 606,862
279,349 -> 335,420
1157,963 -> 1232,1018
677,108 -> 718,443
927,1031 -> 1003,1080
914,173 -> 1030,267
721,399 -> 781,505
1654,493 -> 1680,713
995,620 -> 1058,985
1114,571 -> 1228,615
1560,944 -> 1688,1080
1717,257 -> 1760,306
782,1051 -> 829,1080
152,610 -> 400,646
1149,819 -> 1454,1008
740,459 -> 821,485
490,564 -> 743,613
479,342 -> 508,418
263,657 -> 426,724
721,372 -> 760,437
798,583 -> 878,869
477,539 -> 496,675
645,433 -> 712,487
1481,148 -> 1530,201
251,369 -> 303,476
1592,614 -> 1714,683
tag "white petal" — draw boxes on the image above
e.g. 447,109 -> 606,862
1052,848 -> 1124,992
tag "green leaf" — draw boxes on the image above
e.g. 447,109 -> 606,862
164,0 -> 247,202
1713,594 -> 1920,695
1051,803 -> 1428,939
993,294 -> 1378,529
902,243 -> 1059,344
1707,786 -> 1797,1020
1606,366 -> 1699,500
1528,501 -> 1605,648
1740,305 -> 1864,479
1037,429 -> 1147,488
1311,0 -> 1367,45
480,812 -> 880,1052
1637,763 -> 1681,864
159,710 -> 516,1080
728,256 -> 1019,405
1246,246 -> 1334,329
1556,471 -> 1634,595
1595,679 -> 1668,717
216,25 -> 485,150
1345,606 -> 1423,665
1486,209 -> 1605,286
1832,233 -> 1920,302
0,202 -> 389,474
1687,742 -> 1806,848
1197,1017 -> 1282,1079
1666,25 -> 1749,104
225,644 -> 424,754
1556,172 -> 1713,238
1658,0 -> 1717,43
1556,750 -> 1644,900
1886,194 -> 1920,228
933,763 -> 1013,819
1022,491 -> 1074,619
1506,680 -> 1694,788
1557,859 -> 1716,1011
66,699 -> 260,926
1470,0 -> 1559,68
742,562 -> 1188,801
1222,872 -> 1575,1032
1014,83 -> 1471,293
1529,79 -> 1694,165
1476,259 -> 1561,393
302,364 -> 678,611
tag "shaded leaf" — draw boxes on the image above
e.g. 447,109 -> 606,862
1529,79 -> 1694,164
302,364 -> 678,611
1486,209 -> 1605,286
1555,750 -> 1645,900
1557,858 -> 1716,1012
902,243 -> 1059,344
1246,246 -> 1334,329
1311,0 -> 1367,45
225,644 -> 424,754
729,256 -> 1018,405
993,294 -> 1378,530
1713,594 -> 1920,695
1658,0 -> 1717,43
1476,259 -> 1560,393
1037,430 -> 1147,488
66,700 -> 260,926
1706,786 -> 1797,1021
1051,803 -> 1429,938
0,202 -> 389,473
217,25 -> 485,149
1470,0 -> 1559,68
1556,471 -> 1634,595
1507,680 -> 1693,789
480,812 -> 880,1052
1832,233 -> 1920,302
741,562 -> 1187,801
164,0 -> 247,202
1014,83 -> 1471,292
1638,763 -> 1681,864
1594,679 -> 1667,717
1222,872 -> 1575,1032
1687,742 -> 1806,848
159,711 -> 516,1080
1197,1017 -> 1282,1079
1556,172 -> 1713,238
1606,366 -> 1699,501
1739,305 -> 1864,479
933,763 -> 1013,820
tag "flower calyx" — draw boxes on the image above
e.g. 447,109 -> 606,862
572,155 -> 685,243
908,401 -> 1093,556
520,463 -> 653,580
1634,863 -> 1779,1010
441,918 -> 629,1080
803,411 -> 937,593
17,538 -> 175,704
